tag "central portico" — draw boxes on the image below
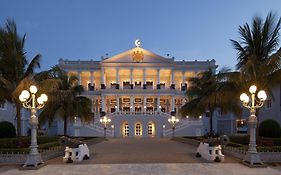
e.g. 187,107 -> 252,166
59,40 -> 216,137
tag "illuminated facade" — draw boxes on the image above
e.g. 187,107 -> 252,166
57,41 -> 217,137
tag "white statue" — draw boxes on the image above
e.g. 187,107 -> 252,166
196,142 -> 225,162
63,144 -> 90,163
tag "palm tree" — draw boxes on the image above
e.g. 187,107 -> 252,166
180,68 -> 241,133
39,66 -> 93,136
0,19 -> 41,136
230,12 -> 281,94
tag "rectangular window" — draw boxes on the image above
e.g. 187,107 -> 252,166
146,98 -> 153,103
122,98 -> 130,103
110,99 -> 116,104
134,98 -> 142,103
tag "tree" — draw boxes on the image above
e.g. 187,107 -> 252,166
230,12 -> 281,94
0,19 -> 41,136
180,68 -> 241,133
39,66 -> 93,136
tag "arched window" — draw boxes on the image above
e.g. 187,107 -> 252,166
135,122 -> 142,136
122,121 -> 129,137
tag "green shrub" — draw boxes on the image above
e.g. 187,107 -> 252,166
38,141 -> 60,149
0,121 -> 16,138
259,119 -> 281,138
0,136 -> 60,148
227,142 -> 245,147
37,136 -> 59,144
257,146 -> 281,152
229,135 -> 249,145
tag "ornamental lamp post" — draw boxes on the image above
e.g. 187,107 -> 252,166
168,116 -> 179,137
100,116 -> 111,138
239,85 -> 267,167
19,85 -> 48,168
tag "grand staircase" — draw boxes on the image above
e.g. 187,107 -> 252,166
73,112 -> 203,137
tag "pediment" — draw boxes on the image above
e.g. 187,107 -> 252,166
102,47 -> 173,63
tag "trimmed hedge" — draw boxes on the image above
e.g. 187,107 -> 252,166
0,121 -> 16,138
0,136 -> 60,148
229,135 -> 249,145
259,119 -> 281,138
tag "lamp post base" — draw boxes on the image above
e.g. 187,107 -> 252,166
23,153 -> 44,169
242,152 -> 266,168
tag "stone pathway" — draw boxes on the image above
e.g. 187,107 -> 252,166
0,138 -> 280,175
1,163 -> 281,175
49,138 -> 238,164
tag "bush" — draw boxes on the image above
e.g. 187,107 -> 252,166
0,136 -> 60,148
259,119 -> 281,138
229,135 -> 249,145
0,121 -> 16,138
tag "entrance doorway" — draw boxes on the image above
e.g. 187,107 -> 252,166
135,122 -> 142,136
122,121 -> 129,137
148,121 -> 155,137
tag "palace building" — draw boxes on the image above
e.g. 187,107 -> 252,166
57,40 -> 217,137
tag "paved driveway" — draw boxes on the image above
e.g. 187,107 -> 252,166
2,139 -> 281,175
49,138 -> 238,164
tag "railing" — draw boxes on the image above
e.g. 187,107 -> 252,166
164,120 -> 203,136
223,146 -> 281,162
84,123 -> 113,136
84,86 -> 183,91
0,146 -> 64,164
113,111 -> 162,115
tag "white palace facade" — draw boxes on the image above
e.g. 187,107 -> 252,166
57,41 -> 217,137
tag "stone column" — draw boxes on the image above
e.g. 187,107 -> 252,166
171,96 -> 175,115
116,68 -> 120,89
116,96 -> 120,112
90,71 -> 94,85
170,69 -> 175,89
101,96 -> 106,116
181,71 -> 186,91
182,71 -> 185,85
143,96 -> 147,113
143,68 -> 147,89
130,68 -> 133,89
101,67 -> 106,89
130,96 -> 134,113
90,71 -> 94,91
157,69 -> 160,89
157,96 -> 160,112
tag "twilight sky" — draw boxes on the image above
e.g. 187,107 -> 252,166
0,0 -> 280,71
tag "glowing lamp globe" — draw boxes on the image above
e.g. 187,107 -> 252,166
19,94 -> 25,102
249,85 -> 257,94
257,90 -> 267,101
30,85 -> 38,94
37,97 -> 44,105
240,93 -> 249,103
40,94 -> 48,102
21,90 -> 30,100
